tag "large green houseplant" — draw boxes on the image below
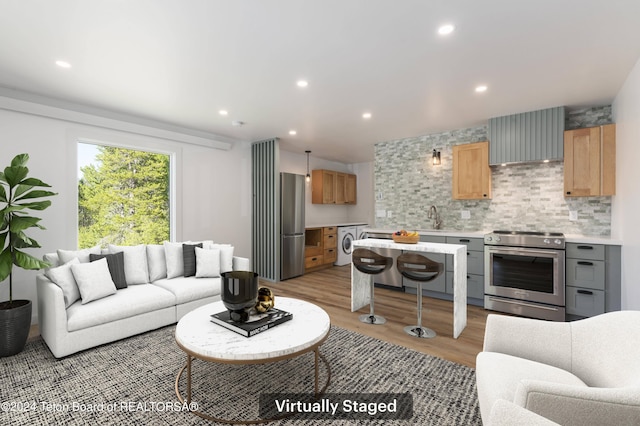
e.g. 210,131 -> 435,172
0,153 -> 56,357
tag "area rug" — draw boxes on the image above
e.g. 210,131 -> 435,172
0,325 -> 481,425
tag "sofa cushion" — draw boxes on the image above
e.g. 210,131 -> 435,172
204,243 -> 234,273
58,245 -> 101,264
476,352 -> 587,422
164,241 -> 184,279
90,252 -> 127,289
196,247 -> 221,278
183,243 -> 203,277
152,276 -> 221,305
45,258 -> 81,308
146,244 -> 167,281
71,258 -> 118,304
66,284 -> 176,332
108,244 -> 149,285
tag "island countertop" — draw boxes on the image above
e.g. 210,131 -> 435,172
351,238 -> 468,338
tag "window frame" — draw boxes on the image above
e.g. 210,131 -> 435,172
68,129 -> 181,248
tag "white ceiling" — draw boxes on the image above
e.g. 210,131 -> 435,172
1,1 -> 639,163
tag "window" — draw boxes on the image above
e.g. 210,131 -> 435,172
78,142 -> 171,248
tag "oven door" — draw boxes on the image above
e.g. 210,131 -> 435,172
484,246 -> 565,306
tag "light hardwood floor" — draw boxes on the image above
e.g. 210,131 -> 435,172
265,265 -> 490,368
29,264 -> 490,368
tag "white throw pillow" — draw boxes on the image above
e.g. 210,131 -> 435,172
71,258 -> 117,304
57,245 -> 101,264
45,258 -> 81,308
164,241 -> 184,279
195,247 -> 221,278
205,243 -> 234,273
108,244 -> 149,285
146,244 -> 167,282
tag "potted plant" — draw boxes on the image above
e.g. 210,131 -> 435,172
0,153 -> 56,357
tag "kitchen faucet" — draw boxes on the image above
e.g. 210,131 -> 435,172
428,205 -> 442,229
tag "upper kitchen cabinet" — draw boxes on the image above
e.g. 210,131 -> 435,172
312,169 -> 357,204
345,174 -> 357,204
452,141 -> 492,200
564,124 -> 615,197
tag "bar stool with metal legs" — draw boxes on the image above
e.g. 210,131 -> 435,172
352,248 -> 393,325
396,252 -> 444,338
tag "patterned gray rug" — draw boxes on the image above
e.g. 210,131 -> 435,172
0,325 -> 480,425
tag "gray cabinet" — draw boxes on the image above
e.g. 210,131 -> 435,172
403,235 -> 447,294
445,237 -> 484,305
565,243 -> 621,319
403,234 -> 484,307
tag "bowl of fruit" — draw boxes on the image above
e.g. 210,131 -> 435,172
392,230 -> 420,244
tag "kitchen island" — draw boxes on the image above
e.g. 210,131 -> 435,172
351,238 -> 468,338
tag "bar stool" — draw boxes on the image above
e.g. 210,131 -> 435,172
352,248 -> 393,325
397,252 -> 444,338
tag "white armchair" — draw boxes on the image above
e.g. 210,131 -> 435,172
476,311 -> 640,425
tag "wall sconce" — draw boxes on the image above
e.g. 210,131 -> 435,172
305,150 -> 311,182
432,149 -> 441,166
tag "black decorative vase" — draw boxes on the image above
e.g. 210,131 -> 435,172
0,300 -> 32,358
221,271 -> 258,323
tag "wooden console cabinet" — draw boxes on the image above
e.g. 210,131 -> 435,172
304,226 -> 337,272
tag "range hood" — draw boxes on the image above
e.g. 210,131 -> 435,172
488,106 -> 565,165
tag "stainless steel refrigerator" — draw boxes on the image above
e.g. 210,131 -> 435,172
280,173 -> 305,280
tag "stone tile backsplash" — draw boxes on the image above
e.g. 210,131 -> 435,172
374,106 -> 613,236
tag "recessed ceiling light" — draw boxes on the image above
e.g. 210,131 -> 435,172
219,110 -> 228,116
289,130 -> 297,135
438,24 -> 455,35
55,60 -> 71,68
362,112 -> 372,119
296,80 -> 308,88
475,85 -> 488,93
543,159 -> 550,163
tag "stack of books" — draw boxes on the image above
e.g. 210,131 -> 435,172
210,308 -> 292,337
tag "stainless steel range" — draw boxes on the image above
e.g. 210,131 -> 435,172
484,230 -> 566,321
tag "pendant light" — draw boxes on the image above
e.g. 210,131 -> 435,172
305,150 -> 311,182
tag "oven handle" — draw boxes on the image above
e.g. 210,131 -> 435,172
485,246 -> 564,257
487,296 -> 561,312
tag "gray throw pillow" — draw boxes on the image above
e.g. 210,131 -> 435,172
90,252 -> 127,289
182,243 -> 203,277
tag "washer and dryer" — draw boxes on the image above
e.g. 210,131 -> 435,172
335,224 -> 369,266
335,226 -> 356,266
355,225 -> 369,240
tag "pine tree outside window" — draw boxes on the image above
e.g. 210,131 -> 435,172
77,143 -> 171,248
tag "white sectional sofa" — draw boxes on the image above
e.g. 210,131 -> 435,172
36,241 -> 250,358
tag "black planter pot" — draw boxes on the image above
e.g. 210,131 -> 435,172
0,299 -> 32,357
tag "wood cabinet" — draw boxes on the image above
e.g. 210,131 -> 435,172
564,124 -> 615,197
311,170 -> 357,204
452,141 -> 491,200
345,174 -> 357,204
304,226 -> 337,272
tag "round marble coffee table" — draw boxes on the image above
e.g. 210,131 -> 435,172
174,297 -> 331,424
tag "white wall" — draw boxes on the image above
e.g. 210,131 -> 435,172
0,101 -> 252,323
612,55 -> 640,310
279,150 -> 374,227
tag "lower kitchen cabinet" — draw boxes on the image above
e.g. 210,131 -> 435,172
565,242 -> 621,320
403,235 -> 484,307
446,237 -> 484,306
